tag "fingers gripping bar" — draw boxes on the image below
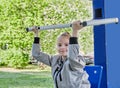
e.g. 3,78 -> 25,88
26,18 -> 119,32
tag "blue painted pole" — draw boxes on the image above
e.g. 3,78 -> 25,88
93,0 -> 120,88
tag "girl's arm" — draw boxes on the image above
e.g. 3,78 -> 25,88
31,26 -> 52,66
68,21 -> 86,71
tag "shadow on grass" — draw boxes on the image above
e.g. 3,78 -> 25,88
0,71 -> 54,88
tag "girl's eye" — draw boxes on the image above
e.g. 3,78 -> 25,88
65,44 -> 68,46
58,44 -> 62,47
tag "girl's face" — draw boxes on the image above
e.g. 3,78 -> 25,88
56,36 -> 69,57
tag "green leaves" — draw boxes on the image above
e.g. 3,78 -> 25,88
0,49 -> 29,68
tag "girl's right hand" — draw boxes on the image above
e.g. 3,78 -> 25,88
32,26 -> 39,37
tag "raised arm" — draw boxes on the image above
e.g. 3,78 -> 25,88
31,26 -> 52,66
68,21 -> 86,71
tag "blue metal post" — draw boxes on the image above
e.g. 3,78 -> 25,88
93,0 -> 120,88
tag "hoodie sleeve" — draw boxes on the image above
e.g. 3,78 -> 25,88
68,37 -> 86,71
32,37 -> 52,66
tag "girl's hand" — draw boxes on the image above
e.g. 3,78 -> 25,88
72,20 -> 83,31
72,20 -> 83,37
32,26 -> 39,37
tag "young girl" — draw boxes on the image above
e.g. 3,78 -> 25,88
31,20 -> 90,88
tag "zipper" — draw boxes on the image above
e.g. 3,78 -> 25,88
59,71 -> 62,81
55,70 -> 60,88
54,58 -> 63,88
54,65 -> 63,88
54,57 -> 64,88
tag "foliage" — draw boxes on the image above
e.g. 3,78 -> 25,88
0,0 -> 93,68
0,49 -> 29,68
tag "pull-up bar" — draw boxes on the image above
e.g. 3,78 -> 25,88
26,18 -> 119,32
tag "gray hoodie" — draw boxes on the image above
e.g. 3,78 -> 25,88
32,37 -> 90,88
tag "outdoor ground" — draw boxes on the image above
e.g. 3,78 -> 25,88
0,67 -> 41,73
0,65 -> 53,88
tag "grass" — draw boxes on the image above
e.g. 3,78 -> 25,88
0,66 -> 54,88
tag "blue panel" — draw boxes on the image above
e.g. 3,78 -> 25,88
105,0 -> 120,88
84,65 -> 103,88
93,0 -> 120,88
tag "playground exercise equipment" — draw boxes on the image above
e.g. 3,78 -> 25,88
84,65 -> 103,88
93,0 -> 120,88
26,18 -> 118,32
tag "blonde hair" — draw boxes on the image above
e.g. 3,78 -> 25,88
58,32 -> 71,39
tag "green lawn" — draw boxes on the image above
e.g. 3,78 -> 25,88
0,70 -> 54,88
